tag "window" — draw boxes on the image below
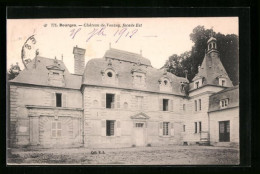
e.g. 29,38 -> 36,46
56,93 -> 62,107
195,81 -> 199,89
136,123 -> 144,128
53,72 -> 59,75
199,121 -> 202,133
194,122 -> 197,133
52,121 -> 61,138
106,120 -> 115,136
221,80 -> 226,86
194,100 -> 197,111
163,99 -> 169,111
199,99 -> 201,110
183,125 -> 186,132
220,99 -> 229,108
163,122 -> 169,136
107,72 -> 113,77
164,80 -> 168,85
183,104 -> 186,111
106,94 -> 115,108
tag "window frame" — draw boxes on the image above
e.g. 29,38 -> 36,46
106,93 -> 115,109
163,122 -> 170,136
106,120 -> 115,136
220,98 -> 229,108
163,99 -> 169,111
56,93 -> 62,107
51,121 -> 62,138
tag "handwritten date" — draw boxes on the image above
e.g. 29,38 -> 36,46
70,27 -> 138,43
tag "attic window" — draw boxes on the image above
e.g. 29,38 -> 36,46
220,98 -> 229,108
221,80 -> 226,86
107,72 -> 113,77
195,81 -> 199,89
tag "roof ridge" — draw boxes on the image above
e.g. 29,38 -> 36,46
109,48 -> 142,57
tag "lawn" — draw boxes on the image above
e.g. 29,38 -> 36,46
7,145 -> 239,165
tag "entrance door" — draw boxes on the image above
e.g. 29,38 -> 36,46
219,121 -> 230,142
134,123 -> 145,146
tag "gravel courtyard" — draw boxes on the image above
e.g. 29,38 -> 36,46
7,145 -> 239,165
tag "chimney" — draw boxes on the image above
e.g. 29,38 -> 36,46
73,46 -> 86,75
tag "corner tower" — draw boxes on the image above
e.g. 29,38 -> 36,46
190,35 -> 233,92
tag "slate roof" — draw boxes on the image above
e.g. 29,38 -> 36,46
189,52 -> 233,91
208,85 -> 239,112
83,49 -> 188,96
10,57 -> 82,89
104,48 -> 151,66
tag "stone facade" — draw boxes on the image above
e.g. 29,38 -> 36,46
8,36 -> 239,148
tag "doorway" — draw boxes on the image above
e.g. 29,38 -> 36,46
134,123 -> 145,146
219,121 -> 230,142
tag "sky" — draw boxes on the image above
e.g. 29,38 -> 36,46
7,17 -> 238,73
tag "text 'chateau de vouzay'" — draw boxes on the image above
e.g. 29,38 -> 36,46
8,36 -> 239,148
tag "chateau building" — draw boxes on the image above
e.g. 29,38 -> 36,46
8,36 -> 239,148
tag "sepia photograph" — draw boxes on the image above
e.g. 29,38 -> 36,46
7,17 -> 239,165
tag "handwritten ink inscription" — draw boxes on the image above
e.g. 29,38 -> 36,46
70,27 -> 138,43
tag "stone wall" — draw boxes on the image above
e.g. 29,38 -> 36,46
209,107 -> 239,147
83,86 -> 186,148
8,84 -> 83,147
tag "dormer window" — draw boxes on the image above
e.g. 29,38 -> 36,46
46,65 -> 65,87
131,69 -> 146,89
193,78 -> 202,89
195,81 -> 199,89
159,77 -> 171,92
101,68 -> 118,86
107,71 -> 113,77
220,98 -> 229,108
218,76 -> 227,87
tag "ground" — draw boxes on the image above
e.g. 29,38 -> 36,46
7,145 -> 239,165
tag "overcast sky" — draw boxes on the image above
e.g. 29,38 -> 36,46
7,17 -> 238,73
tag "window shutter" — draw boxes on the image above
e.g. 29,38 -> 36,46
101,120 -> 106,136
117,94 -> 120,109
159,122 -> 163,136
116,121 -> 121,136
101,93 -> 106,108
62,93 -> 67,107
170,122 -> 175,136
51,92 -> 56,106
169,100 -> 173,111
159,98 -> 163,111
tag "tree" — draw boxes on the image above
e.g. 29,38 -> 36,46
8,62 -> 21,80
164,26 -> 239,85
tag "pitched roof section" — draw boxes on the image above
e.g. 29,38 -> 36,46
104,48 -> 152,66
208,85 -> 239,112
190,52 -> 233,91
83,54 -> 188,96
10,57 -> 82,89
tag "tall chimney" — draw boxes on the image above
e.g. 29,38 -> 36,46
73,46 -> 86,75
